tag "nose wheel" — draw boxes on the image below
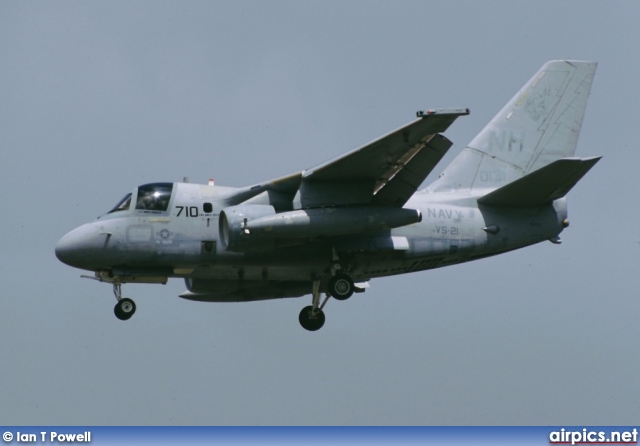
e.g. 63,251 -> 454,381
112,283 -> 136,321
114,297 -> 136,320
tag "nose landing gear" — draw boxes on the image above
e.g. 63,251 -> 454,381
82,273 -> 138,321
113,283 -> 136,320
83,270 -> 167,320
112,283 -> 137,320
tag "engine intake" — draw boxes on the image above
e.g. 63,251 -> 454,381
218,205 -> 276,252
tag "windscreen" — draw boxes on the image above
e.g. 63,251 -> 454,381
108,193 -> 132,213
135,183 -> 173,212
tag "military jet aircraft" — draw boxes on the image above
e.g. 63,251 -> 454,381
56,60 -> 599,331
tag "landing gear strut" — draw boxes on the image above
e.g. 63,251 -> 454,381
298,248 -> 360,330
112,283 -> 136,321
299,279 -> 330,331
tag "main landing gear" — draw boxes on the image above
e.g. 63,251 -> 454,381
112,283 -> 136,321
327,273 -> 355,301
299,280 -> 329,331
298,272 -> 358,332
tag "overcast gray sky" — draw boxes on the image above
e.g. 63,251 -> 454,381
1,1 -> 638,425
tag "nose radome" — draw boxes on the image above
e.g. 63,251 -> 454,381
55,223 -> 102,269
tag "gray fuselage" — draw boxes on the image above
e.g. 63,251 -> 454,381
56,181 -> 567,301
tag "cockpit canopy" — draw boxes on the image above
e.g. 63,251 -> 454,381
108,183 -> 173,214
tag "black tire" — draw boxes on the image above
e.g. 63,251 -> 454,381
298,305 -> 325,331
328,273 -> 354,301
114,298 -> 136,321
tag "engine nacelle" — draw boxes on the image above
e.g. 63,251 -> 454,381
219,204 -> 422,252
247,206 -> 422,238
218,204 -> 277,252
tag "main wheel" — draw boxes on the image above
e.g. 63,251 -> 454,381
299,305 -> 325,331
328,273 -> 354,301
114,298 -> 136,321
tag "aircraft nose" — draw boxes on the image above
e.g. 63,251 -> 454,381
55,223 -> 106,269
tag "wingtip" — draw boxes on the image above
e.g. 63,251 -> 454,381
416,108 -> 470,118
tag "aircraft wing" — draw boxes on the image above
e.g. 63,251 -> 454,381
305,109 -> 468,181
303,109 -> 468,207
257,108 -> 468,208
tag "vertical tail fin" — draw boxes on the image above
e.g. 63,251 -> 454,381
428,60 -> 597,193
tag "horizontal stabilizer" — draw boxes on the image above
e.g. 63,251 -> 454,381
477,157 -> 601,207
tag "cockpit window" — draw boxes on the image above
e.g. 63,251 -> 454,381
108,193 -> 132,213
135,183 -> 173,212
